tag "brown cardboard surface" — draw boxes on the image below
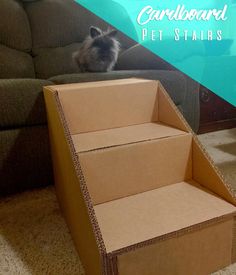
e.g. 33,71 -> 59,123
43,88 -> 103,275
43,79 -> 236,275
193,137 -> 236,205
94,181 -> 236,253
57,80 -> 159,135
72,122 -> 186,153
117,218 -> 233,275
80,134 -> 192,205
158,84 -> 190,132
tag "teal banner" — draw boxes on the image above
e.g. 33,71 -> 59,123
75,0 -> 236,106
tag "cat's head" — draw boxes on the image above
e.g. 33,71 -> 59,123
88,26 -> 120,62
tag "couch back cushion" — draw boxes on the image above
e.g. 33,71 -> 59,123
0,0 -> 32,51
0,0 -> 35,78
0,45 -> 35,79
33,43 -> 81,79
25,0 -> 136,79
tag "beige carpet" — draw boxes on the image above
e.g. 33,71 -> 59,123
0,128 -> 236,275
198,128 -> 236,192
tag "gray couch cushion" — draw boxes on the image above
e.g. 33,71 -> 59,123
25,0 -> 135,52
0,79 -> 53,129
49,70 -> 186,106
34,43 -> 81,79
25,0 -> 83,50
0,0 -> 32,52
0,45 -> 35,79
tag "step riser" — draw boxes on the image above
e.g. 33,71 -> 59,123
58,80 -> 159,134
117,218 -> 234,275
80,134 -> 192,205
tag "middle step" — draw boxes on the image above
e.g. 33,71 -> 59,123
72,122 -> 192,205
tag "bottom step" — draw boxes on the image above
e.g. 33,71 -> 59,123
94,181 -> 236,275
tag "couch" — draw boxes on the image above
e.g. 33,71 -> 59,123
0,0 -> 200,197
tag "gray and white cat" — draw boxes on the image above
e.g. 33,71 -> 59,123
74,26 -> 120,72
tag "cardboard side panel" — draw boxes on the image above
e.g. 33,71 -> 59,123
79,134 -> 192,205
158,84 -> 190,132
57,81 -> 159,134
192,137 -> 236,206
118,219 -> 234,275
43,88 -> 103,275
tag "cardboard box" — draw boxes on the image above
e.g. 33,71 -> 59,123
44,79 -> 236,275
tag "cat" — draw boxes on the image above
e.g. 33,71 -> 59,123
74,26 -> 120,72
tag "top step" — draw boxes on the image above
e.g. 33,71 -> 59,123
51,79 -> 189,134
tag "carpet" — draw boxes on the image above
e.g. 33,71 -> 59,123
198,128 -> 236,192
0,128 -> 236,275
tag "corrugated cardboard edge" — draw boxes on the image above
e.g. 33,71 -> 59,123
44,88 -> 110,275
108,253 -> 119,275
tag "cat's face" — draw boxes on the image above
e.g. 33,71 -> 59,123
91,36 -> 115,61
89,27 -> 119,63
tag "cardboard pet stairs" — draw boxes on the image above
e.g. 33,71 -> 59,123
44,79 -> 236,275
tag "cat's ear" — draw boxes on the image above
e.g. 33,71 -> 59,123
107,29 -> 118,38
90,26 -> 102,38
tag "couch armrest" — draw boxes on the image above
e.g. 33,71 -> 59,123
0,78 -> 53,129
